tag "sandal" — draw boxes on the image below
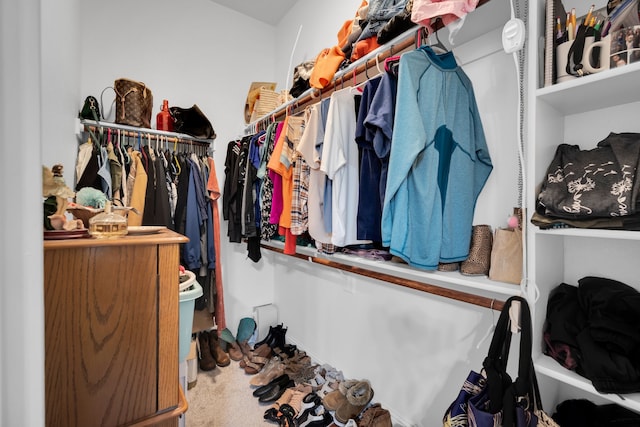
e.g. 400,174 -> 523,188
250,357 -> 284,386
273,343 -> 297,360
244,344 -> 273,375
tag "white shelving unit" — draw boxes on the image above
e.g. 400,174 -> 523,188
527,0 -> 640,414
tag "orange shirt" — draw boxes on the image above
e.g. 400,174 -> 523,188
267,117 -> 293,228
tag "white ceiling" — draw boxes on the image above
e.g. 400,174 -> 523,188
209,0 -> 299,26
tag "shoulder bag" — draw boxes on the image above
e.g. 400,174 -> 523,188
443,296 -> 558,427
114,78 -> 153,128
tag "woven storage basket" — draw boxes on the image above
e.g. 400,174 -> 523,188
250,87 -> 282,122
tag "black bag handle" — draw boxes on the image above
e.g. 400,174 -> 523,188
482,296 -> 533,426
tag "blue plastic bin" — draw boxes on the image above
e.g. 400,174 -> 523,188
179,278 -> 203,362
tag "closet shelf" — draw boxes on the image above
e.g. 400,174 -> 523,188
246,0 -> 493,131
536,228 -> 640,240
78,118 -> 214,146
261,240 -> 524,311
535,62 -> 640,115
534,355 -> 640,413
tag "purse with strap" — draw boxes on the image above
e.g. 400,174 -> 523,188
443,296 -> 558,427
114,78 -> 153,128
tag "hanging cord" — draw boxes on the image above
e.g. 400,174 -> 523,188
285,25 -> 304,97
508,0 -> 537,302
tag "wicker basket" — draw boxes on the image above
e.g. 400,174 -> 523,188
250,87 -> 283,122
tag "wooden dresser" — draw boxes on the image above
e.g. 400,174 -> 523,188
43,230 -> 189,427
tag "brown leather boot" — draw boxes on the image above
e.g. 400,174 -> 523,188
209,332 -> 231,367
197,331 -> 216,371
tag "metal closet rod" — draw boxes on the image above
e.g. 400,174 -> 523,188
81,119 -> 212,147
248,0 -> 491,131
262,244 -> 506,311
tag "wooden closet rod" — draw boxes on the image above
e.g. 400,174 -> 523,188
262,244 -> 505,311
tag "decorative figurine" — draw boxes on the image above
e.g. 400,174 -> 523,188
42,164 -> 83,230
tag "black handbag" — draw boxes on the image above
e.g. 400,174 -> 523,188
169,104 -> 216,140
79,95 -> 101,121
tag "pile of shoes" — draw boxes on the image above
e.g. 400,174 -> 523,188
199,318 -> 393,426
244,322 -> 392,427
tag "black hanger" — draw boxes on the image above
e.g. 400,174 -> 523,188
431,28 -> 448,53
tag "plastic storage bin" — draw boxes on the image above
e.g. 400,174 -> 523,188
179,271 -> 202,362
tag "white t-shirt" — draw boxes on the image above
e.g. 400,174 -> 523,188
320,88 -> 372,247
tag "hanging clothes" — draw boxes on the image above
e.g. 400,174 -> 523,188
259,123 -> 282,241
174,153 -> 191,236
142,146 -> 173,229
355,75 -> 384,243
75,140 -> 94,188
290,140 -> 310,236
321,87 -> 371,248
268,124 -> 287,227
207,156 -> 226,332
222,138 -> 246,243
364,68 -> 398,206
242,131 -> 265,239
183,154 -> 208,269
107,141 -> 122,202
76,143 -> 102,192
126,150 -> 148,226
381,46 -> 492,270
296,103 -> 335,254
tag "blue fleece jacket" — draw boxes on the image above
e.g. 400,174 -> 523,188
381,46 -> 493,270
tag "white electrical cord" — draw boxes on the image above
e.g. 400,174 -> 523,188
506,0 -> 538,302
285,25 -> 304,95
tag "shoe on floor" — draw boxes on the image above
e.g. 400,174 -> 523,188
218,328 -> 243,361
209,332 -> 231,367
197,331 -> 216,372
322,379 -> 359,411
335,380 -> 374,424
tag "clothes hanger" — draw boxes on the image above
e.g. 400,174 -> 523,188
429,28 -> 449,54
375,53 -> 384,74
476,299 -> 497,349
384,56 -> 401,76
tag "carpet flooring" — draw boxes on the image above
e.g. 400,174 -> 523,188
185,359 -> 278,427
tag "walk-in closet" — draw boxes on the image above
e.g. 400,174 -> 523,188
2,0 -> 640,426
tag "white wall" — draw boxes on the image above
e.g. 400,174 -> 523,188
41,0 -> 81,183
274,0 -> 363,92
0,0 -> 48,425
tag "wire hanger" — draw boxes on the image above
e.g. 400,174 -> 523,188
476,299 -> 497,349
